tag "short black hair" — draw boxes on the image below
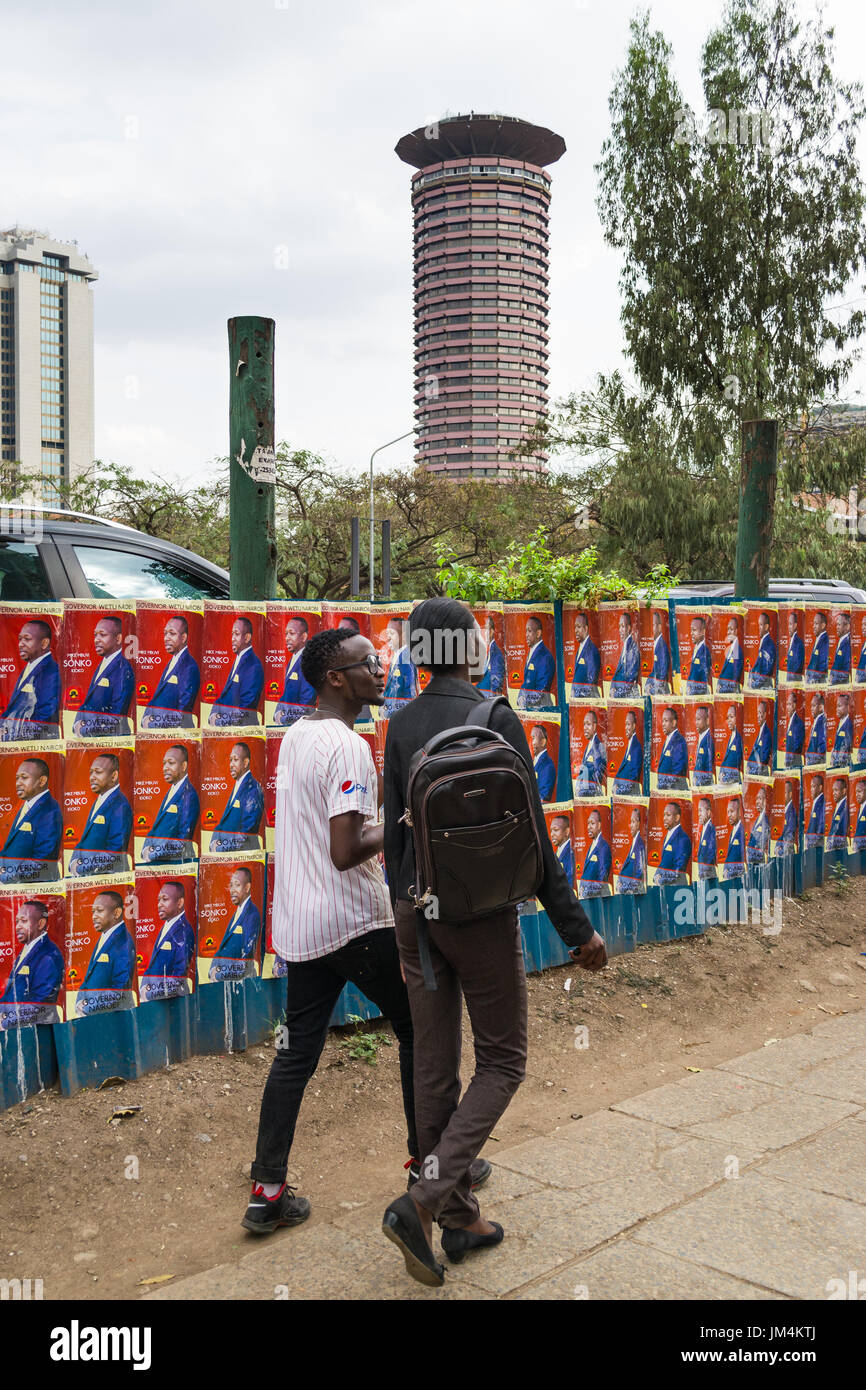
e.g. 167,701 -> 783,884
301,628 -> 356,691
163,880 -> 184,898
21,619 -> 52,642
235,616 -> 253,637
167,615 -> 189,635
232,866 -> 253,885
531,723 -> 548,742
337,615 -> 361,634
409,598 -> 475,673
288,615 -> 309,633
91,752 -> 120,774
23,900 -> 49,920
96,890 -> 124,912
20,757 -> 50,780
232,741 -> 252,762
167,744 -> 189,762
99,615 -> 123,634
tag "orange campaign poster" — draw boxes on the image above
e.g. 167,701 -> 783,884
674,605 -> 713,695
134,599 -> 204,732
803,686 -> 828,769
0,883 -> 66,1027
568,700 -> 606,798
0,601 -> 64,743
196,853 -> 265,985
517,710 -> 560,804
771,772 -> 800,857
714,694 -> 744,786
716,787 -> 745,880
264,601 -> 322,727
743,690 -> 775,775
828,603 -> 853,685
542,800 -> 576,891
825,770 -> 849,850
649,695 -> 687,792
134,865 -> 197,1002
606,700 -> 644,795
743,775 -> 773,866
66,873 -> 136,1020
503,603 -> 556,711
803,603 -> 831,685
63,739 -> 134,879
61,599 -> 136,741
354,721 -> 377,770
470,604 -> 506,700
572,796 -> 612,900
849,769 -> 866,849
562,603 -> 602,701
639,601 -> 672,696
779,602 -> 806,683
200,728 -> 265,855
133,731 -> 201,866
374,717 -> 389,780
370,603 -> 417,719
262,856 -> 287,981
827,687 -> 854,769
711,604 -> 744,694
852,606 -> 866,687
853,686 -> 866,767
598,600 -> 641,700
692,787 -> 724,883
321,603 -> 371,637
0,741 -> 64,886
743,600 -> 778,691
777,683 -> 806,770
611,794 -> 648,894
683,696 -> 715,789
265,727 -> 286,854
803,769 -> 826,849
647,790 -> 692,887
201,600 -> 266,729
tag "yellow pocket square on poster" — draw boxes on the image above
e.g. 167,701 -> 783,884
161,942 -> 172,950
167,804 -> 178,814
99,677 -> 110,687
98,954 -> 109,964
95,815 -> 105,825
232,674 -> 239,682
232,799 -> 240,808
233,925 -> 243,934
289,671 -> 298,680
19,965 -> 29,975
168,675 -> 178,684
588,854 -> 597,862
21,822 -> 31,832
22,683 -> 34,694
528,663 -> 534,671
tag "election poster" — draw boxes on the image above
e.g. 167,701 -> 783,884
261,856 -> 287,981
803,686 -> 828,769
61,599 -> 136,741
0,883 -> 66,1027
716,788 -> 745,880
568,700 -> 606,798
825,771 -> 849,851
562,603 -> 602,701
743,601 -> 778,691
711,604 -> 744,694
852,606 -> 866,685
771,772 -> 800,857
133,732 -> 201,866
674,605 -> 713,695
354,721 -> 377,772
321,603 -> 371,638
265,727 -> 286,853
827,687 -> 853,769
542,801 -> 575,890
135,600 -> 204,731
683,697 -> 715,789
371,603 -> 417,719
639,601 -> 672,696
776,684 -> 806,770
0,601 -> 63,743
649,695 -> 688,792
572,796 -> 612,900
598,600 -> 641,700
66,873 -> 136,1020
0,741 -> 64,886
196,852 -> 265,985
201,600 -> 266,730
743,691 -> 776,775
134,865 -> 197,1002
200,728 -> 265,855
803,770 -> 826,849
849,769 -> 866,850
803,604 -> 831,685
692,789 -> 722,882
647,791 -> 692,887
517,710 -> 560,804
503,604 -> 556,711
470,604 -> 506,700
743,775 -> 773,866
713,694 -> 744,785
374,717 -> 389,781
264,601 -> 322,727
853,685 -> 866,767
611,794 -> 648,894
605,700 -> 644,795
828,604 -> 853,685
779,602 -> 806,683
63,739 -> 134,879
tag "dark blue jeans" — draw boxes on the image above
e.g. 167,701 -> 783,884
251,927 -> 417,1185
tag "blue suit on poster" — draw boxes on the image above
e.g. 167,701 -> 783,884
806,629 -> 828,682
853,801 -> 866,848
806,713 -> 826,764
747,721 -> 773,772
657,728 -> 688,784
0,933 -> 64,1027
143,648 -> 201,726
577,734 -> 606,796
651,634 -> 670,687
785,630 -> 805,677
571,638 -> 601,697
140,914 -> 195,1000
657,824 -> 691,882
141,776 -> 200,864
696,819 -> 717,875
210,771 -> 264,851
555,838 -> 575,886
722,820 -> 746,878
1,652 -> 61,733
76,924 -> 136,1016
857,643 -> 866,683
830,715 -> 852,767
718,729 -> 742,783
518,641 -> 555,710
533,749 -> 556,801
827,797 -> 848,845
76,651 -> 135,733
785,711 -> 805,764
476,639 -> 506,697
579,833 -> 612,895
0,792 -> 62,883
717,639 -> 743,691
830,632 -> 851,683
777,798 -> 797,851
693,729 -> 714,785
747,811 -> 771,863
806,793 -> 825,840
613,734 -> 642,791
211,647 -> 264,719
749,633 -> 777,688
208,897 -> 262,981
688,640 -> 711,689
384,646 -> 417,716
68,786 -> 133,876
619,833 -> 645,889
611,635 -> 640,694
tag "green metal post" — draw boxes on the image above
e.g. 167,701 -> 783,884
228,316 -> 277,601
734,419 -> 778,599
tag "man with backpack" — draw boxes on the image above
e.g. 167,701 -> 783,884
381,598 -> 607,1287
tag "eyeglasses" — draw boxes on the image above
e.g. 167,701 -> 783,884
330,654 -> 383,676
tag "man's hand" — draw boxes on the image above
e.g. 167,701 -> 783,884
570,931 -> 607,972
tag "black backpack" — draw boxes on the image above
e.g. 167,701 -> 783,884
403,697 -> 544,925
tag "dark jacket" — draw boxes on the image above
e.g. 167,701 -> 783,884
382,675 -> 594,949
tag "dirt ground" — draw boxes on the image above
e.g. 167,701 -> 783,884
2,876 -> 865,1301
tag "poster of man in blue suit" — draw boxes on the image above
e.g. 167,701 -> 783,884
829,608 -> 852,684
272,615 -> 317,726
206,866 -> 262,982
548,813 -> 575,888
379,616 -> 418,718
509,611 -> 555,711
206,740 -> 265,853
611,707 -> 643,794
717,701 -> 743,784
782,607 -> 805,681
676,610 -> 712,695
721,796 -> 746,879
0,755 -> 62,884
653,704 -> 688,791
571,705 -> 606,797
207,617 -> 264,727
474,612 -> 506,700
694,795 -> 717,880
0,614 -> 62,742
746,696 -> 774,774
805,609 -> 829,684
0,897 -> 65,1028
615,803 -> 647,894
70,613 -> 135,739
805,690 -> 827,766
139,742 -> 201,864
688,703 -> 714,788
829,690 -> 852,769
745,782 -> 772,864
852,776 -> 866,850
825,775 -> 849,851
577,806 -> 612,899
642,605 -> 672,696
528,723 -> 557,802
652,798 -> 692,887
714,613 -> 743,693
745,607 -> 777,690
609,610 -> 641,699
67,751 -> 133,877
139,614 -> 201,730
139,878 -> 196,1001
804,773 -> 825,849
781,688 -> 805,769
568,609 -> 601,699
773,776 -> 798,856
73,888 -> 136,1018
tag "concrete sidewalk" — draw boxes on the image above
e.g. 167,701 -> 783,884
146,1009 -> 866,1301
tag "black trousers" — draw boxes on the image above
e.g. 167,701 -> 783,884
251,927 -> 417,1185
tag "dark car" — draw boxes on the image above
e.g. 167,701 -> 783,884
0,506 -> 229,602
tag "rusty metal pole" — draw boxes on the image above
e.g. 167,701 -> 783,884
735,419 -> 778,599
228,316 -> 277,600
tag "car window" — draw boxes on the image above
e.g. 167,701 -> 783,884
72,544 -> 226,600
0,540 -> 54,601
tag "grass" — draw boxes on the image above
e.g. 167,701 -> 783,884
337,1014 -> 393,1066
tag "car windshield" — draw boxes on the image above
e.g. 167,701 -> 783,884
72,544 -> 226,600
0,541 -> 53,601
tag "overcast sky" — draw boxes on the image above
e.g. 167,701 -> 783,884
4,0 -> 866,485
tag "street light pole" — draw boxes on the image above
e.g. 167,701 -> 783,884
369,430 -> 413,603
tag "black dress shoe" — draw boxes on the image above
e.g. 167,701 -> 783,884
440,1221 -> 504,1265
382,1194 -> 445,1287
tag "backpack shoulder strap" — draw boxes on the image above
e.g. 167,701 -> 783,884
465,695 -> 510,730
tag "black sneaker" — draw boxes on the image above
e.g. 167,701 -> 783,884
405,1156 -> 492,1192
241,1183 -> 311,1235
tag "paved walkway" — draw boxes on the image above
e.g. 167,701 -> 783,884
146,1009 -> 866,1301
